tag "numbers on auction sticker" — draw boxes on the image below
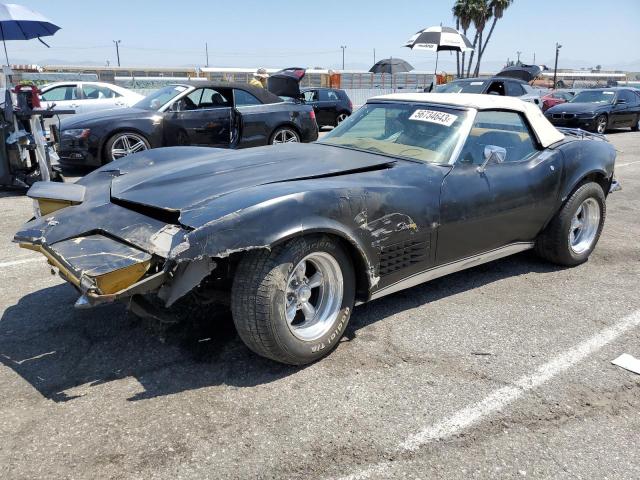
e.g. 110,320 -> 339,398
409,109 -> 458,127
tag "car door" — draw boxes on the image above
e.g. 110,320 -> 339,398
233,88 -> 266,147
318,89 -> 340,124
303,89 -> 322,121
40,83 -> 80,111
163,87 -> 233,147
79,83 -> 125,114
612,90 -> 636,127
436,110 -> 562,264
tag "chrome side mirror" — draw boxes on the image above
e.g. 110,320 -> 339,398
477,145 -> 507,173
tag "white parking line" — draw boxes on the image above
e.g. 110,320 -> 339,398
0,257 -> 44,268
334,309 -> 640,480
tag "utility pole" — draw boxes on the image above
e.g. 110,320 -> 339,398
373,48 -> 376,65
533,52 -> 536,64
340,45 -> 346,70
516,51 -> 522,64
553,42 -> 562,88
205,42 -> 209,67
113,40 -> 121,67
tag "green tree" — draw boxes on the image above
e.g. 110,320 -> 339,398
474,0 -> 514,75
465,0 -> 492,77
452,0 -> 474,77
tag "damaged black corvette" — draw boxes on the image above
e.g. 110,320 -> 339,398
15,93 -> 619,365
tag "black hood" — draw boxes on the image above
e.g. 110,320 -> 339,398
60,107 -> 155,128
109,143 -> 395,214
545,102 -> 609,115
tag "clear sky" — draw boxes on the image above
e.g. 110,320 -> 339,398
5,0 -> 640,72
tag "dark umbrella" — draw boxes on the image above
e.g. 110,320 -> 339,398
369,58 -> 414,74
0,3 -> 60,65
496,64 -> 544,82
404,26 -> 473,78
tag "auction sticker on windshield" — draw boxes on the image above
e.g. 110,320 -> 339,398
409,109 -> 458,127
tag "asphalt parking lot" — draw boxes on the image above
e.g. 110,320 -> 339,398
1,130 -> 639,480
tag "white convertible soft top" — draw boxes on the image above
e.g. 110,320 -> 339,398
372,92 -> 565,148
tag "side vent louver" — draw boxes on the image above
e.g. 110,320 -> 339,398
379,239 -> 429,276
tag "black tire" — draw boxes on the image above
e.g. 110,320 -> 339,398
594,114 -> 608,134
631,115 -> 640,132
335,112 -> 350,126
269,126 -> 300,145
231,235 -> 355,365
103,131 -> 150,164
535,182 -> 606,266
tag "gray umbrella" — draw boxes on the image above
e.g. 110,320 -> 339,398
0,3 -> 61,65
369,58 -> 414,74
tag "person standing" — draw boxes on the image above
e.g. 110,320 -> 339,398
249,68 -> 269,88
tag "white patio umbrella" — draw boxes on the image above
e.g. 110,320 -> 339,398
404,26 -> 473,78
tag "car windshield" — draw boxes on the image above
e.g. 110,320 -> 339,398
133,85 -> 189,110
569,90 -> 615,104
320,103 -> 469,164
435,80 -> 485,93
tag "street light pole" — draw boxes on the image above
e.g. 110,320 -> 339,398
553,42 -> 562,88
113,40 -> 121,67
340,45 -> 346,70
205,42 -> 209,67
516,51 -> 522,64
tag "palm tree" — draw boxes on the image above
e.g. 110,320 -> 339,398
452,0 -> 474,77
475,0 -> 514,75
466,0 -> 491,77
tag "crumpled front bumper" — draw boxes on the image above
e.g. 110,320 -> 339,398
19,234 -> 167,307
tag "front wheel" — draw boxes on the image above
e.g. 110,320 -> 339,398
231,236 -> 355,365
535,182 -> 606,266
594,114 -> 608,134
104,132 -> 150,163
270,127 -> 300,145
631,115 -> 640,132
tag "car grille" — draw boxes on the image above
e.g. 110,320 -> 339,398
552,113 -> 576,119
379,239 -> 429,276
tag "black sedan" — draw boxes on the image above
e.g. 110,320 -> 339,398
545,88 -> 640,134
53,82 -> 318,167
16,93 -> 617,365
301,87 -> 352,127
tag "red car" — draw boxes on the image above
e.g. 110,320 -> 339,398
542,90 -> 577,111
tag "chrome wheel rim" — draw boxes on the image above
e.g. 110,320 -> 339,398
337,113 -> 348,124
285,252 -> 343,342
111,133 -> 148,160
596,117 -> 607,134
272,129 -> 299,144
569,198 -> 600,254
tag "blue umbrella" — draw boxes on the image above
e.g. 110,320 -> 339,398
0,3 -> 60,65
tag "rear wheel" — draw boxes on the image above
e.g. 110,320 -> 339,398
104,132 -> 150,163
631,115 -> 640,132
270,127 -> 300,145
535,182 -> 606,266
231,236 -> 355,365
336,112 -> 349,125
594,114 -> 608,134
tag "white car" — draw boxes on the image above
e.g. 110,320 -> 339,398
40,81 -> 143,116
